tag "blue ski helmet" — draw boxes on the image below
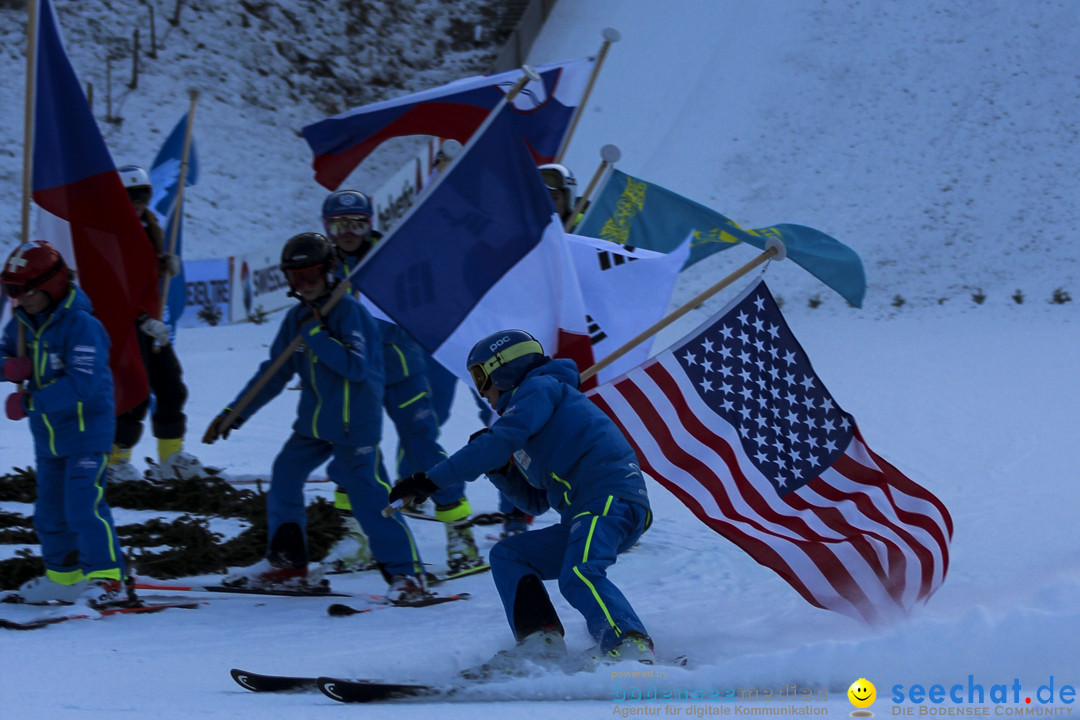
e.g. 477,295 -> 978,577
466,330 -> 545,393
322,190 -> 373,220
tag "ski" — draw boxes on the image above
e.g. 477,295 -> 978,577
133,578 -> 468,607
229,668 -> 439,699
318,676 -> 441,703
132,578 -> 354,598
0,600 -> 202,631
230,668 -> 319,693
426,563 -> 491,585
401,509 -> 504,526
323,562 -> 491,584
328,591 -> 469,615
232,652 -> 686,701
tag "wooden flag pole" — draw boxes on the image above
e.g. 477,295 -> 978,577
563,143 -> 619,232
554,27 -> 620,164
16,0 -> 41,372
157,88 -> 199,322
211,67 -> 541,441
578,239 -> 788,384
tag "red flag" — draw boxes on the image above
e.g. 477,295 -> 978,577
588,279 -> 952,625
31,0 -> 158,414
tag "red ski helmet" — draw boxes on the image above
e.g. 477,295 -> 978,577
1,240 -> 71,303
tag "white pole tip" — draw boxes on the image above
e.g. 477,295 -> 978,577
600,144 -> 621,163
765,237 -> 787,262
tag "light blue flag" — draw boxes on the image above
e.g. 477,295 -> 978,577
150,114 -> 199,329
576,169 -> 866,307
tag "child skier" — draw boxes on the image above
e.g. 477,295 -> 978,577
320,189 -> 484,577
389,329 -> 654,669
203,232 -> 427,603
1,241 -> 131,608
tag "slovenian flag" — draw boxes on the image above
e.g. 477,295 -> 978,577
31,0 -> 159,414
302,57 -> 594,190
352,101 -> 593,385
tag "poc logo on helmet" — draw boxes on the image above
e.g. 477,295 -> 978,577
489,335 -> 513,353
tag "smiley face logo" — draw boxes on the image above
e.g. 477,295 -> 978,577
848,678 -> 876,716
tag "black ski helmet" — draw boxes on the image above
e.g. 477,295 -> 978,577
281,232 -> 335,271
280,232 -> 337,293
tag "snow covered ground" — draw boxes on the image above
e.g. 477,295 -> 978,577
1,0 -> 1078,718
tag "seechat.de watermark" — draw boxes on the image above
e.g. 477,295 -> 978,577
890,676 -> 1076,716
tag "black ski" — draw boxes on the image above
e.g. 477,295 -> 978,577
328,591 -> 469,615
401,509 -> 504,526
133,579 -> 354,598
426,563 -> 491,585
318,676 -> 440,702
0,600 -> 201,631
230,668 -> 318,692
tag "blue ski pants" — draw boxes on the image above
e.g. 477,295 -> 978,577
35,452 -> 124,582
269,432 -> 423,576
489,496 -> 649,652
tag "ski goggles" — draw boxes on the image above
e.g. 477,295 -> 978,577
467,339 -> 544,394
2,279 -> 29,299
126,187 -> 152,204
325,215 -> 371,237
468,362 -> 493,394
538,167 -> 568,191
283,264 -> 325,290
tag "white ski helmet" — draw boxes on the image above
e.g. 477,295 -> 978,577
118,164 -> 151,189
537,163 -> 576,209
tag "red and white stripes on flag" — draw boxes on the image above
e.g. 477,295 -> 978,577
588,279 -> 952,625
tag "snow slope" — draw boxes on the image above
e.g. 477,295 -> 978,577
2,1 -> 1078,718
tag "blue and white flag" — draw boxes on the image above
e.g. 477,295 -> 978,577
354,102 -> 593,384
150,113 -> 199,330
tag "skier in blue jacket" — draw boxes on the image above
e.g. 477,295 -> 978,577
390,329 -> 655,668
1,241 -> 130,608
321,190 -> 483,577
202,232 -> 427,604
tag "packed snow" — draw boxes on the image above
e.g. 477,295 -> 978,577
1,1 -> 1078,718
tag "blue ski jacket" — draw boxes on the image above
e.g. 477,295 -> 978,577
0,286 -> 115,457
227,290 -> 384,445
427,358 -> 650,521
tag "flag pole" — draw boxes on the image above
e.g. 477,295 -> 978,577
564,143 -> 619,232
210,67 -> 541,441
158,88 -> 199,322
17,0 -> 41,370
554,27 -> 620,164
579,238 -> 788,383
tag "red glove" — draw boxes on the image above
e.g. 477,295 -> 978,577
5,392 -> 28,421
2,356 -> 31,383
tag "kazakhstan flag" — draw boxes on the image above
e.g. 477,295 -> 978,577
576,169 -> 866,307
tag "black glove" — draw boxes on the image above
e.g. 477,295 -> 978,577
389,472 -> 438,506
202,411 -> 245,444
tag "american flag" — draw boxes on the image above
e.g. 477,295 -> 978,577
588,279 -> 952,624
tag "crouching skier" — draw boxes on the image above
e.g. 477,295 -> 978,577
389,330 -> 655,672
203,232 -> 427,604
